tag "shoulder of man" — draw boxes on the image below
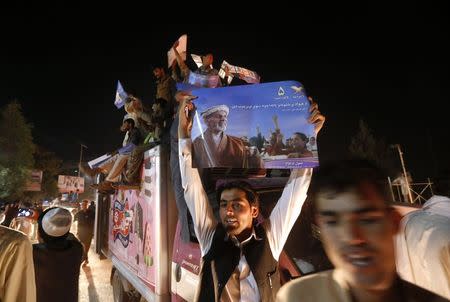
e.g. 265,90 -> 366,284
0,225 -> 29,246
226,135 -> 247,148
400,279 -> 449,301
276,270 -> 337,302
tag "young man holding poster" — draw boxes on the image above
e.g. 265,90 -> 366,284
178,94 -> 325,301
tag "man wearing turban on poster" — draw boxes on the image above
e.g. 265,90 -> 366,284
193,104 -> 263,168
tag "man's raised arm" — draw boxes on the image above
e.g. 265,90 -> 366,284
177,92 -> 217,256
266,98 -> 326,259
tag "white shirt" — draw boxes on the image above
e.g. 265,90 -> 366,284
179,139 -> 312,301
396,195 -> 450,299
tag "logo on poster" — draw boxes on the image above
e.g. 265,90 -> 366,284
290,85 -> 303,94
112,199 -> 132,247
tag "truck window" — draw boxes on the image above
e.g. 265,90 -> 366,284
283,196 -> 334,275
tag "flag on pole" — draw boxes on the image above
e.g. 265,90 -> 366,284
114,80 -> 128,109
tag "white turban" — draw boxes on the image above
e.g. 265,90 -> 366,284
41,207 -> 72,237
200,105 -> 230,118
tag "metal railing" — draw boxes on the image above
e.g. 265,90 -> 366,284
388,177 -> 434,205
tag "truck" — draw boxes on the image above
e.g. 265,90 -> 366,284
93,143 -> 333,302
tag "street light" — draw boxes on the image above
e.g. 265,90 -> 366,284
391,144 -> 413,203
78,144 -> 88,177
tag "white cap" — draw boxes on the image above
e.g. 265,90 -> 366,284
200,105 -> 229,118
41,208 -> 72,237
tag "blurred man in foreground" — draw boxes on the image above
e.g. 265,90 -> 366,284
277,160 -> 448,301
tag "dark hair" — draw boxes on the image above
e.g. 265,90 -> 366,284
37,207 -> 69,245
310,159 -> 391,206
154,98 -> 167,108
216,180 -> 260,208
123,118 -> 135,127
125,95 -> 136,103
293,132 -> 308,142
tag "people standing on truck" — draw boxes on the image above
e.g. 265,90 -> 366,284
74,199 -> 95,266
276,160 -> 447,302
178,94 -> 325,301
172,40 -> 223,88
33,207 -> 83,302
153,63 -> 177,120
124,95 -> 153,138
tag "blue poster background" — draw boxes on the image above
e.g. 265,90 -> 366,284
179,81 -> 319,168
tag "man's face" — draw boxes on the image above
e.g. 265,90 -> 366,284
121,121 -> 132,132
315,183 -> 398,291
205,110 -> 228,133
81,201 -> 89,210
202,54 -> 213,67
291,134 -> 306,149
219,188 -> 258,239
153,68 -> 164,79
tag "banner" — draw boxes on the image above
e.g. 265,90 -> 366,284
189,81 -> 318,169
57,175 -> 85,193
114,80 -> 128,109
219,60 -> 260,84
24,170 -> 43,192
191,54 -> 214,70
88,153 -> 111,168
109,150 -> 159,286
167,34 -> 187,68
187,72 -> 220,88
191,53 -> 203,68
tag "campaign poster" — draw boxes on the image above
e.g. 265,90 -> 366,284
188,81 -> 319,169
187,72 -> 220,88
108,152 -> 158,286
57,175 -> 85,193
24,170 -> 43,191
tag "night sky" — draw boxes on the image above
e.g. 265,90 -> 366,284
1,9 -> 448,180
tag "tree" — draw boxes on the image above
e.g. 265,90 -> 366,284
348,119 -> 395,173
24,147 -> 62,202
0,101 -> 35,201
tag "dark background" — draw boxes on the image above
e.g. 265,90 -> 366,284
1,8 -> 448,180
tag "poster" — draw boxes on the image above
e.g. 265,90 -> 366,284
219,60 -> 260,84
167,34 -> 187,68
188,81 -> 319,169
108,153 -> 158,286
24,170 -> 43,192
57,175 -> 84,193
187,72 -> 220,88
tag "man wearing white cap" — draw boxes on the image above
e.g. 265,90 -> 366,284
193,104 -> 263,168
33,207 -> 83,302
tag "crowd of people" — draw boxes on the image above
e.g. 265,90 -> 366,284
0,199 -> 95,302
2,40 -> 449,302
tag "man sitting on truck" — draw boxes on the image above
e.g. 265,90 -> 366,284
177,94 -> 325,301
81,118 -> 141,193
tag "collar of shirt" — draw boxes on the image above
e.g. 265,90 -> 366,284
225,227 -> 262,249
